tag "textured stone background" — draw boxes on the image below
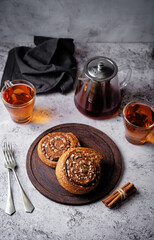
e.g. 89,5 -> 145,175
0,0 -> 154,44
0,42 -> 154,240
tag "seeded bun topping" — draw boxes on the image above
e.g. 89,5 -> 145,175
56,147 -> 102,195
37,132 -> 80,168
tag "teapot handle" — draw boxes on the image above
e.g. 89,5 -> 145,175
118,65 -> 132,89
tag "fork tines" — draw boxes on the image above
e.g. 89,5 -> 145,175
3,142 -> 15,164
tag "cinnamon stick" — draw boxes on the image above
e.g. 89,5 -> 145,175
102,182 -> 136,208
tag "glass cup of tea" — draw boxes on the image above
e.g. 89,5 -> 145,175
123,100 -> 154,145
1,79 -> 36,124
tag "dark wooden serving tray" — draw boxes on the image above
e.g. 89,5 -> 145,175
26,123 -> 122,205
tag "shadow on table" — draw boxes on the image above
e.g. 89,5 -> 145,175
31,107 -> 53,124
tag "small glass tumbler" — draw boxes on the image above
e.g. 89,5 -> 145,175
123,100 -> 154,145
1,79 -> 36,124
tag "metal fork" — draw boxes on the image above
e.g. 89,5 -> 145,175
2,144 -> 16,215
3,142 -> 34,213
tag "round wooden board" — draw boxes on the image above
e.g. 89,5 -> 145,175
26,123 -> 122,205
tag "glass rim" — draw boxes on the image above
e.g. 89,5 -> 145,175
1,79 -> 36,108
123,99 -> 154,129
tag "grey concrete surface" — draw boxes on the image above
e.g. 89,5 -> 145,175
0,0 -> 154,44
0,41 -> 154,240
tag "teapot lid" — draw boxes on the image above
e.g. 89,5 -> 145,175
84,56 -> 118,82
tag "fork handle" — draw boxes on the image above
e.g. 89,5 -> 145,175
5,169 -> 16,215
13,170 -> 34,213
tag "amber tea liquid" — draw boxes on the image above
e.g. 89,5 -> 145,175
74,81 -> 121,119
125,103 -> 153,127
2,83 -> 35,124
123,102 -> 154,144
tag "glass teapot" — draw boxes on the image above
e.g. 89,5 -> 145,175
74,56 -> 132,119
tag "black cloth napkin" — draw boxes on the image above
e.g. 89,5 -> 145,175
0,36 -> 77,94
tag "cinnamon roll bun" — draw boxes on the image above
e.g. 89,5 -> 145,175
37,132 -> 80,168
55,147 -> 102,195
